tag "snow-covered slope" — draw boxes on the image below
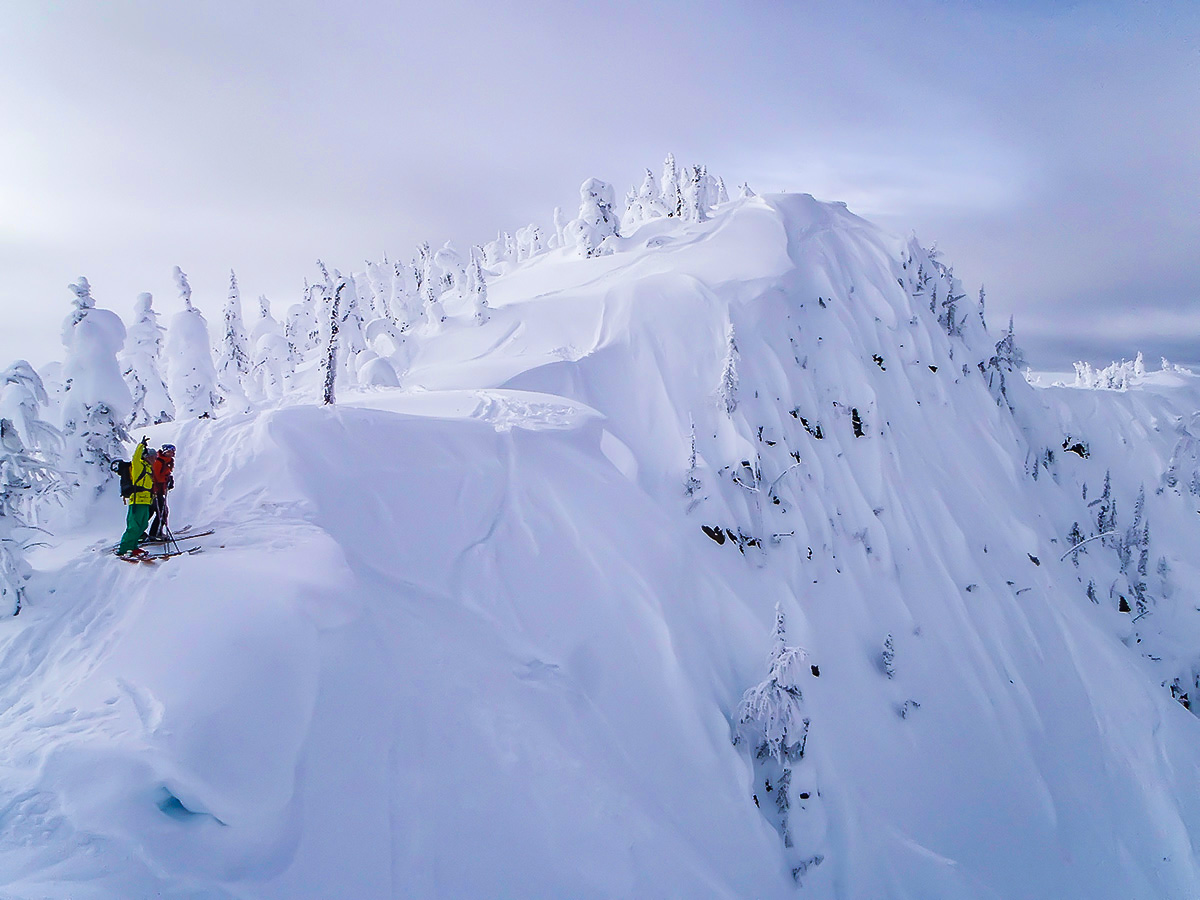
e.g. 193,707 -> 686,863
6,193 -> 1200,899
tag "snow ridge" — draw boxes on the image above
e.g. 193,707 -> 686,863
1,184 -> 1200,898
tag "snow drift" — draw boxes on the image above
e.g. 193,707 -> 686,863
4,191 -> 1200,899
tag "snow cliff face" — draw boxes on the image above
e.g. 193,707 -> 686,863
5,193 -> 1200,899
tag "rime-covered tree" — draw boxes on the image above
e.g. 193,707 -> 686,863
661,153 -> 682,217
216,269 -> 251,404
681,164 -> 708,223
322,277 -> 344,405
718,323 -> 739,415
167,266 -> 220,419
551,206 -> 567,250
734,603 -> 811,851
389,259 -> 413,329
335,269 -> 370,383
248,295 -> 293,401
985,315 -> 1026,408
716,176 -> 730,205
0,361 -> 60,457
468,251 -> 490,324
121,292 -> 174,426
570,178 -> 619,258
60,278 -> 132,494
0,417 -> 59,615
623,168 -> 666,232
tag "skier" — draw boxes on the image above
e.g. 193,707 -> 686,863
117,438 -> 155,558
147,443 -> 175,540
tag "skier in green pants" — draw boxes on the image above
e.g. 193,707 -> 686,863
118,438 -> 156,557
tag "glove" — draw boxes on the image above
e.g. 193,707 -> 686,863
168,476 -> 174,490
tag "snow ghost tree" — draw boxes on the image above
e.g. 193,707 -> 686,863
335,269 -> 369,383
718,322 -> 739,415
322,277 -> 344,406
215,269 -> 251,406
681,165 -> 708,223
661,153 -> 682,217
121,292 -> 174,426
60,278 -> 132,495
570,178 -> 619,258
167,266 -> 220,419
0,361 -> 60,459
468,251 -> 490,324
249,295 -> 293,401
0,417 -> 59,615
734,603 -> 812,856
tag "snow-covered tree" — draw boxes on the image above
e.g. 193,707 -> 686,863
570,178 -> 619,258
215,269 -> 251,405
468,251 -> 490,324
623,169 -> 667,232
661,153 -> 682,217
739,182 -> 756,199
716,176 -> 730,205
322,278 -> 344,405
60,278 -> 132,494
684,416 -> 703,510
335,269 -> 369,383
421,247 -> 446,329
734,603 -> 811,851
121,292 -> 174,427
389,259 -> 413,329
682,164 -> 707,223
718,323 -> 739,415
551,207 -> 567,250
248,295 -> 293,401
985,315 -> 1026,408
0,361 -> 60,457
0,417 -> 59,615
167,266 -> 220,419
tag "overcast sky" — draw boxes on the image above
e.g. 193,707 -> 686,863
2,0 -> 1197,370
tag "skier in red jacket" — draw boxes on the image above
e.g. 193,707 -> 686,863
147,443 -> 175,540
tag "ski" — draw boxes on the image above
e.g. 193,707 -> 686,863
113,546 -> 203,564
99,529 -> 212,554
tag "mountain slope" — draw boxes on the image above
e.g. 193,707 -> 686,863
4,193 -> 1200,899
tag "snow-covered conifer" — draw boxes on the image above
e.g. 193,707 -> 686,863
335,269 -> 369,382
739,182 -> 756,199
0,417 -> 59,615
167,267 -> 220,419
551,207 -> 567,250
0,361 -> 60,457
216,270 -> 251,404
121,292 -> 174,427
716,176 -> 730,205
717,323 -> 739,415
571,178 -> 619,258
468,251 -> 490,324
684,417 -> 703,508
661,153 -> 682,217
420,246 -> 446,329
734,603 -> 811,851
682,165 -> 707,223
322,277 -> 344,405
60,279 -> 132,492
248,295 -> 292,400
389,260 -> 412,329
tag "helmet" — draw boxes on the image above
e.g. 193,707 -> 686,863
160,443 -> 176,454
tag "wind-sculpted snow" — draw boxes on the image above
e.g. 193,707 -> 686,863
4,193 -> 1200,898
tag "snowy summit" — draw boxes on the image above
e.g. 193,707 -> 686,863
2,159 -> 1200,899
